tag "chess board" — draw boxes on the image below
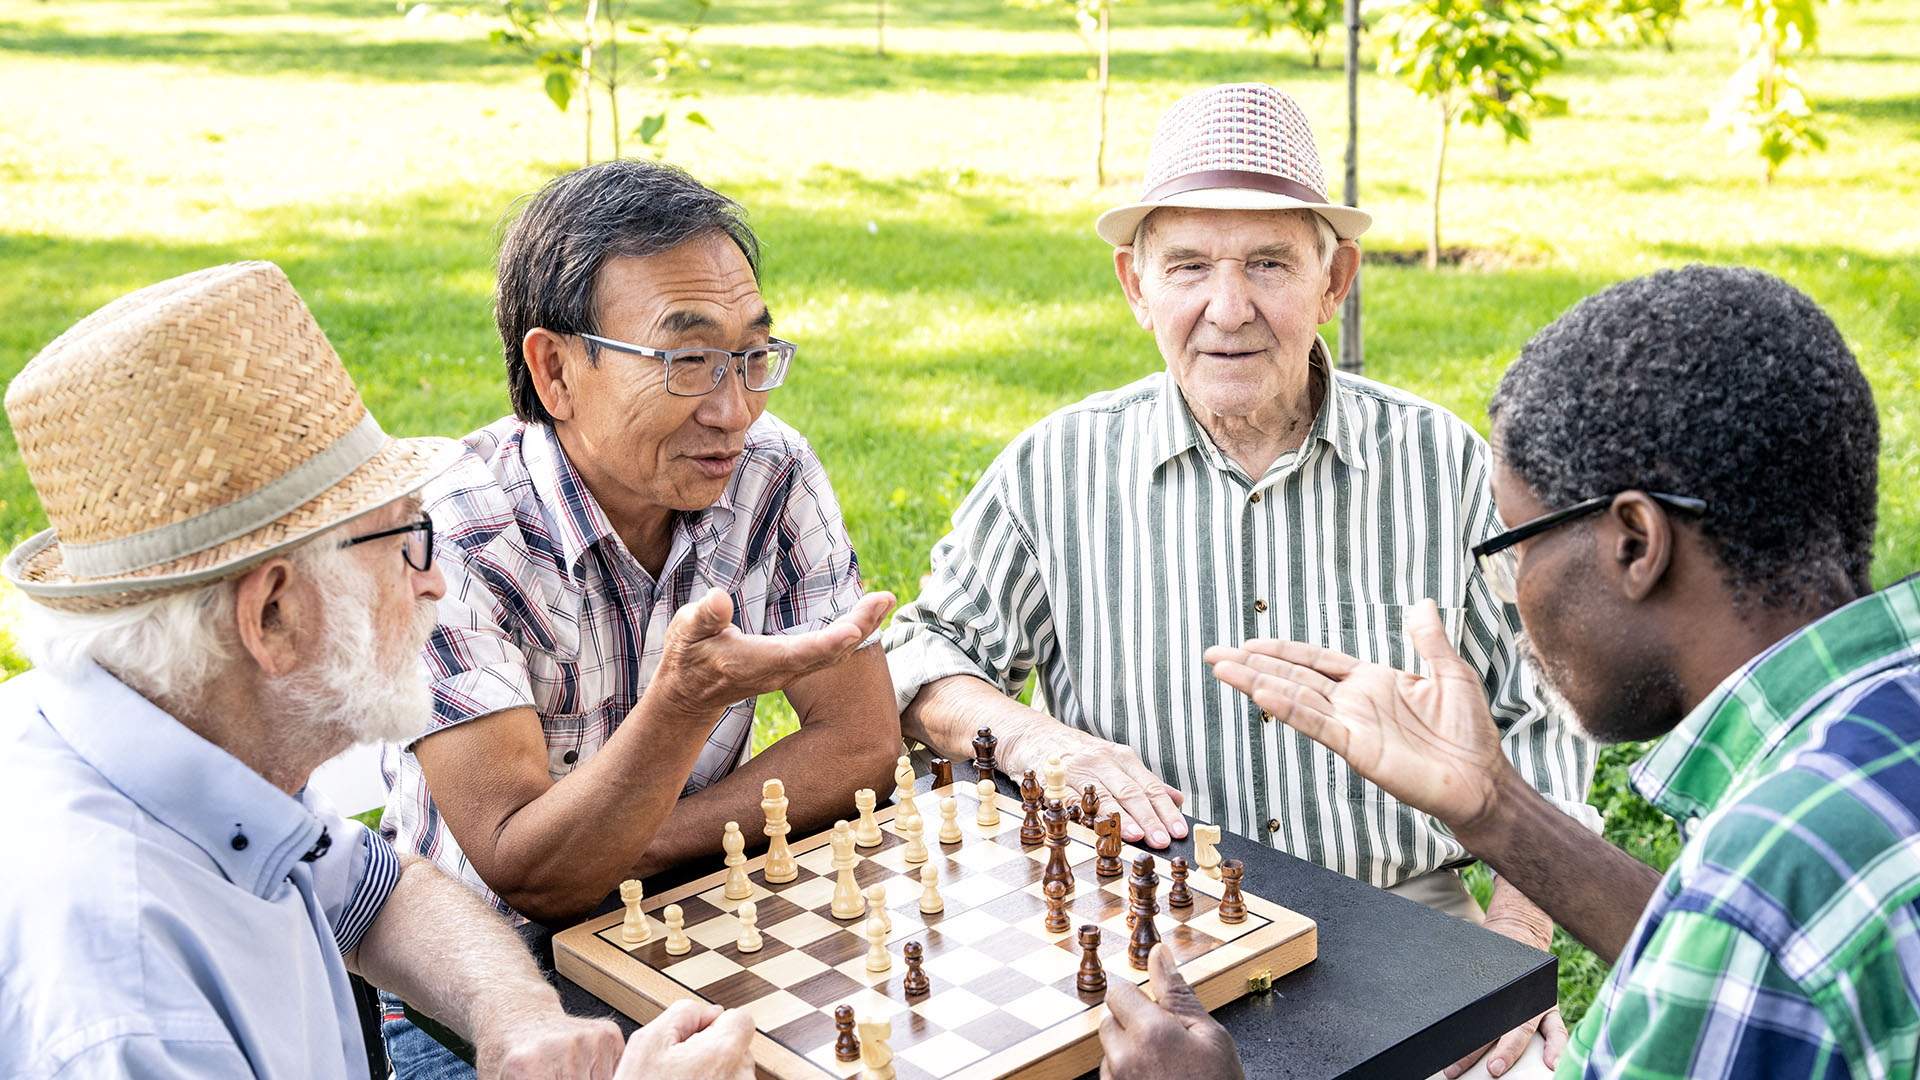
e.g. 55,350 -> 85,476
555,783 -> 1316,1080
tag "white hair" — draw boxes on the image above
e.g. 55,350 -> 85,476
1133,207 -> 1340,272
22,529 -> 352,705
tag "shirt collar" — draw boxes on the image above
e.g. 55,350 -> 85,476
35,661 -> 330,899
1632,576 -> 1920,827
1149,335 -> 1366,475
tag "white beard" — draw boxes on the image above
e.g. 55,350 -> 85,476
274,556 -> 437,748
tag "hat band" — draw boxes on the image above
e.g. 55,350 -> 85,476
1144,169 -> 1328,207
58,411 -> 387,579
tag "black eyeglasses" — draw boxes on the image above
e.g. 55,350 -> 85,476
1471,491 -> 1707,604
339,514 -> 434,572
578,333 -> 797,397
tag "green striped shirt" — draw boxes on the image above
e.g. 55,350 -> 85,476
884,351 -> 1596,886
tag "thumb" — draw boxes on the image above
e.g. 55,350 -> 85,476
1408,598 -> 1467,676
676,587 -> 736,639
1146,945 -> 1209,1027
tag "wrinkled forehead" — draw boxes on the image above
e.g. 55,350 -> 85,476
1136,205 -> 1326,257
593,234 -> 770,340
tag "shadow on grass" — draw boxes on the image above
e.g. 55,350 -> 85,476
0,20 -> 526,83
1821,94 -> 1920,128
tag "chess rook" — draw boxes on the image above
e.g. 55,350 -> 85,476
1076,925 -> 1107,994
972,727 -> 998,779
930,757 -> 953,790
1128,854 -> 1161,970
619,879 -> 649,945
1219,859 -> 1248,924
762,779 -> 797,883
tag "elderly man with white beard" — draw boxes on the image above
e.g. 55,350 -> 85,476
0,262 -> 753,1080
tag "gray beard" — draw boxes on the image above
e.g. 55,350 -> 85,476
274,564 -> 437,749
1516,629 -> 1591,738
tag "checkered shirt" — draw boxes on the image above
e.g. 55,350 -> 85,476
1560,576 -> 1920,1079
381,414 -> 866,918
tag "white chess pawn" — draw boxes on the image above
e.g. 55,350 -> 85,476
864,915 -> 891,973
736,900 -> 762,952
619,879 -> 650,945
853,788 -> 883,847
722,821 -> 752,900
900,815 -> 928,864
976,779 -> 1000,827
866,882 -> 891,934
918,863 -> 944,914
938,796 -> 962,845
663,904 -> 690,956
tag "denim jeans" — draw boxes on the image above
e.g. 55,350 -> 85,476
379,990 -> 477,1080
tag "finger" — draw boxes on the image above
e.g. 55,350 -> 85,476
1539,1008 -> 1568,1069
1226,649 -> 1342,701
672,587 -> 736,640
1208,660 -> 1346,748
651,998 -> 724,1042
1100,970 -> 1151,1031
1097,1012 -> 1126,1079
1408,598 -> 1472,682
1477,1015 -> 1542,1078
1443,1038 -> 1492,1078
1123,762 -> 1187,845
1210,637 -> 1363,679
1145,944 -> 1209,1027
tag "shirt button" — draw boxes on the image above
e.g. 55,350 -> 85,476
563,749 -> 579,765
1249,492 -> 1263,504
1253,599 -> 1268,613
1266,819 -> 1281,834
231,832 -> 249,851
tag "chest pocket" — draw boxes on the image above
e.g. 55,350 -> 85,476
1314,602 -> 1464,677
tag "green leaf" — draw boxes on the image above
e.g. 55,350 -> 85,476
543,68 -> 572,111
638,112 -> 667,144
684,110 -> 713,130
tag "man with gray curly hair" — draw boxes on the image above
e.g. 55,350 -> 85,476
0,262 -> 753,1080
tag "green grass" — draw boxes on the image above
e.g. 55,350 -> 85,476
4,0 -> 1917,1028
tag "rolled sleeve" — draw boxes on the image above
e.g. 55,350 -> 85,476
297,788 -> 403,957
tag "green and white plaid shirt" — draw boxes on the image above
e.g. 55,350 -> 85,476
1562,576 -> 1920,1079
885,348 -> 1597,887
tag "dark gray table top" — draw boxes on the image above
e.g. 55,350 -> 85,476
505,768 -> 1556,1080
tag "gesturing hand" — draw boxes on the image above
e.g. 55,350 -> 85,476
1203,598 -> 1515,834
653,588 -> 896,718
614,1000 -> 755,1080
1099,944 -> 1244,1080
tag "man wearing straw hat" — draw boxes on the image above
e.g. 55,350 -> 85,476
0,261 -> 753,1079
885,84 -> 1588,1077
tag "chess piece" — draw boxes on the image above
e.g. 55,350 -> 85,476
834,1005 -> 860,1062
1128,854 -> 1161,970
858,1016 -> 894,1080
619,879 -> 650,945
722,821 -> 751,900
900,814 -> 928,864
1168,856 -> 1194,909
1194,824 -> 1223,880
930,757 -> 953,791
892,755 -> 920,831
1094,811 -> 1123,878
1079,784 -> 1100,824
853,788 -> 883,848
663,904 -> 690,956
1218,859 -> 1248,924
762,779 -> 797,883
1041,799 -> 1073,898
975,779 -> 1000,827
1076,925 -> 1106,994
902,940 -> 929,996
1018,770 -> 1044,846
938,797 -> 962,844
1044,879 -> 1070,934
972,727 -> 998,779
865,915 -> 891,973
918,863 -> 944,914
1043,755 -> 1069,803
866,883 -> 891,934
736,900 -> 762,952
831,821 -> 867,920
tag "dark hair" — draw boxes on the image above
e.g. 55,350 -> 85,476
1489,265 -> 1878,611
494,159 -> 761,423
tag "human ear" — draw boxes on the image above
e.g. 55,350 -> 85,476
232,559 -> 305,676
523,328 -> 578,422
1318,240 -> 1360,322
1608,492 -> 1673,602
1114,246 -> 1154,332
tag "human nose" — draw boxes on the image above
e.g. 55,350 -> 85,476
694,363 -> 755,430
1202,265 -> 1257,329
414,560 -> 447,604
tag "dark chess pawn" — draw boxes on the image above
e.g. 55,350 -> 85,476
1080,784 -> 1100,823
1019,770 -> 1045,846
834,1004 -> 860,1061
902,940 -> 930,996
1076,924 -> 1107,994
1094,812 -> 1123,878
1218,859 -> 1247,924
1168,856 -> 1193,909
1127,854 -> 1161,970
930,757 -> 953,790
1044,879 -> 1071,934
973,728 -> 998,779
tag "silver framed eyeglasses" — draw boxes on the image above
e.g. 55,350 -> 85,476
1471,491 -> 1707,604
579,333 -> 797,397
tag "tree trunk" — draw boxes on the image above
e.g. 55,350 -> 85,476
877,0 -> 886,58
607,0 -> 620,158
1095,5 -> 1110,187
1429,101 -> 1451,270
581,0 -> 600,164
1338,0 -> 1362,374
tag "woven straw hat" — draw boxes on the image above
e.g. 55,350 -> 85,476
4,261 -> 465,611
1096,83 -> 1372,247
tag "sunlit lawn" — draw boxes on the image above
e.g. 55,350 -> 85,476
3,0 -> 1917,1023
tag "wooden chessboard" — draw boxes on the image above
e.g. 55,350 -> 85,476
555,783 -> 1316,1080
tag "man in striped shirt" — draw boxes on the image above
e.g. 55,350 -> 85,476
884,83 -> 1591,1076
1213,265 -> 1916,1078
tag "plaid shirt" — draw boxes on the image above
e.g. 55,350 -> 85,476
381,415 -> 865,917
1561,576 -> 1920,1079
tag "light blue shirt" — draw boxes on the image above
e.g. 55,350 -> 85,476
0,661 -> 403,1079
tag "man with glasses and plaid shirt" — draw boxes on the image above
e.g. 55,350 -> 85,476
378,160 -> 901,1077
1211,265 -> 1919,1079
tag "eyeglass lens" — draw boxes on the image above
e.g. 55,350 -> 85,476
666,347 -> 786,395
1478,548 -> 1519,605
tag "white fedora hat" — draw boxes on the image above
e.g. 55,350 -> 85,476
1096,83 -> 1371,247
4,261 -> 465,611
